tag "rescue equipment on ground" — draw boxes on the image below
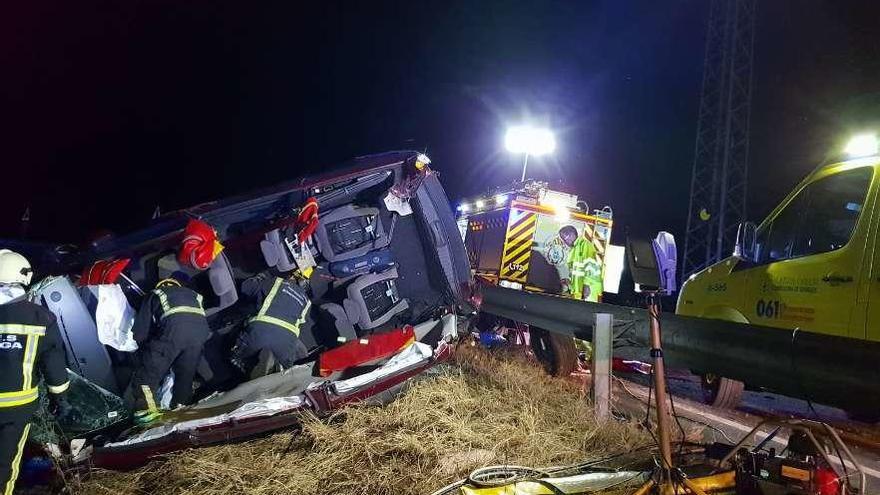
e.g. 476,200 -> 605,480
429,419 -> 863,494
178,219 -> 224,270
720,419 -> 863,495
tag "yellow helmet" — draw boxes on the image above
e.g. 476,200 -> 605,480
0,250 -> 33,286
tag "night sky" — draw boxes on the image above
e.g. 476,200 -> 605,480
3,1 -> 880,248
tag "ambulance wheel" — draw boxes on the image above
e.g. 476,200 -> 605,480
530,328 -> 578,377
701,374 -> 744,409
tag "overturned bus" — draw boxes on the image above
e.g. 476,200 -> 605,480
7,151 -> 471,470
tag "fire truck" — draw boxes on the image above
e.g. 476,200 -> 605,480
456,180 -> 616,375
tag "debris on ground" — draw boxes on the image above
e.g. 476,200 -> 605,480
75,346 -> 649,495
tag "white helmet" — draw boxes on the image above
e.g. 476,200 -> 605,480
0,250 -> 33,286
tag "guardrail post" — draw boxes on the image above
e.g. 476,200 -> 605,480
592,313 -> 613,421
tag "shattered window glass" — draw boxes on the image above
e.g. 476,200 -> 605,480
29,371 -> 129,444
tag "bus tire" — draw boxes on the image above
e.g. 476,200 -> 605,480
530,327 -> 578,377
701,374 -> 744,409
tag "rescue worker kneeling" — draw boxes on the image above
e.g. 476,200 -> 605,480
232,272 -> 311,378
0,250 -> 76,494
125,277 -> 209,420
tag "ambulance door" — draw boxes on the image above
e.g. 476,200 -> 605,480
744,166 -> 874,338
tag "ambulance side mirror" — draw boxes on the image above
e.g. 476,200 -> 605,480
734,221 -> 757,262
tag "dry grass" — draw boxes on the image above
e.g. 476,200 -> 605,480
75,345 -> 649,495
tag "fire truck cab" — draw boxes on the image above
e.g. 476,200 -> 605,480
457,180 -> 616,375
458,181 -> 613,295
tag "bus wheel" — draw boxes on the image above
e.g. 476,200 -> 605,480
530,327 -> 578,377
701,374 -> 744,409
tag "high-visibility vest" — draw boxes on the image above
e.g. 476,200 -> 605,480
249,277 -> 311,336
0,324 -> 44,408
0,302 -> 70,409
153,287 -> 206,319
568,236 -> 603,301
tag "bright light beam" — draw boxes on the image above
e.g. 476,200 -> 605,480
845,133 -> 879,158
504,126 -> 556,156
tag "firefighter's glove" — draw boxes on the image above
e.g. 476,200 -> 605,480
230,353 -> 247,375
134,409 -> 163,426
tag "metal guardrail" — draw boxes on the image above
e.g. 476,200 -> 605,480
477,285 -> 880,418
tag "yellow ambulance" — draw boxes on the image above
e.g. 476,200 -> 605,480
677,133 -> 880,409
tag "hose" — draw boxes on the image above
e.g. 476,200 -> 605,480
467,465 -> 551,486
428,445 -> 659,495
427,479 -> 466,495
427,465 -> 550,495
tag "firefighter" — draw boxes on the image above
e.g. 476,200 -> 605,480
126,277 -> 210,420
0,250 -> 75,494
232,272 -> 311,377
564,226 -> 603,302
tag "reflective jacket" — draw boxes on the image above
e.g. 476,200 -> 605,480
242,274 -> 311,337
132,285 -> 209,344
568,236 -> 603,302
0,298 -> 70,409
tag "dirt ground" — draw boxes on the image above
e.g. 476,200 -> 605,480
73,346 -> 650,495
